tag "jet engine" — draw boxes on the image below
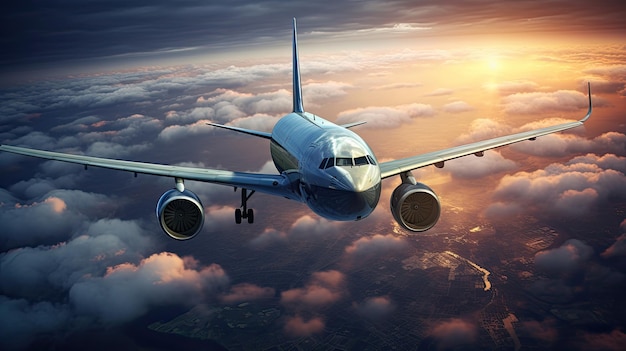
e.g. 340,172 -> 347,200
156,189 -> 205,240
390,182 -> 441,232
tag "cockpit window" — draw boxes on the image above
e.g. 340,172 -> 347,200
321,155 -> 375,169
367,155 -> 377,165
336,158 -> 353,167
354,156 -> 368,166
325,158 -> 334,169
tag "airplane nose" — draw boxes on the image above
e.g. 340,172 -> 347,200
333,165 -> 381,193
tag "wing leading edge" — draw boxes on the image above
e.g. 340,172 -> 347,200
379,83 -> 593,179
0,144 -> 296,199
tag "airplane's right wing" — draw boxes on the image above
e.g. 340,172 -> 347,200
0,144 -> 297,199
379,83 -> 592,179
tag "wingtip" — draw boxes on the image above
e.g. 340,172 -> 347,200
581,82 -> 592,122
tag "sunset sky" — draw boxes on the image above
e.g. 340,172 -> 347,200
1,1 -> 625,350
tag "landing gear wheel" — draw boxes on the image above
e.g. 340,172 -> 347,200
235,208 -> 242,224
234,188 -> 256,224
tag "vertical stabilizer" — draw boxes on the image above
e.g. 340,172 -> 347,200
292,18 -> 305,113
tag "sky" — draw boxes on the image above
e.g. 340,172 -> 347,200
1,1 -> 626,350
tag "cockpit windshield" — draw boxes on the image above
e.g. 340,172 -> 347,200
318,155 -> 376,169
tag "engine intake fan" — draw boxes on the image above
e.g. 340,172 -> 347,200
156,189 -> 205,240
390,182 -> 441,232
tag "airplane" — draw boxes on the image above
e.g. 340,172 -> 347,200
1,18 -> 592,240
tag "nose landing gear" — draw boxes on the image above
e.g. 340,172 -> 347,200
235,188 -> 255,224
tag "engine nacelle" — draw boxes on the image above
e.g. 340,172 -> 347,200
390,182 -> 441,232
156,189 -> 205,240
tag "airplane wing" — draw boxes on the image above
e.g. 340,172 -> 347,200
379,83 -> 592,179
0,144 -> 297,199
207,122 -> 272,139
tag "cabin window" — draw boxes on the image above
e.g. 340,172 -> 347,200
319,158 -> 328,169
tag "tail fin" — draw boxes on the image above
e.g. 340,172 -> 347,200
292,18 -> 305,113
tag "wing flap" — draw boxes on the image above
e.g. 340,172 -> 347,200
380,83 -> 592,179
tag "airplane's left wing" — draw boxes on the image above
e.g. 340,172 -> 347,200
0,144 -> 296,199
380,83 -> 592,179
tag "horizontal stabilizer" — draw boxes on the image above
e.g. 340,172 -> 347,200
340,121 -> 367,129
207,122 -> 272,139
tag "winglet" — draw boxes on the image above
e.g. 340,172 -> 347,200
292,18 -> 305,113
580,82 -> 592,122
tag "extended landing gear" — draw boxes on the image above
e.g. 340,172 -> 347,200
235,188 -> 255,224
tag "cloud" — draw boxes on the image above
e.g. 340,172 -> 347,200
284,315 -> 325,337
521,318 -> 558,344
249,214 -> 347,248
579,329 -> 626,351
70,252 -> 228,324
336,103 -> 435,128
280,270 -> 345,308
429,318 -> 478,350
157,119 -> 214,141
302,81 -> 352,106
0,218 -> 152,298
354,296 -> 395,319
219,283 -> 275,304
344,234 -> 406,258
486,154 -> 626,218
249,228 -> 288,247
534,239 -> 594,277
442,101 -> 474,113
0,297 -> 71,351
510,132 -> 626,158
601,219 -> 626,258
454,118 -> 512,144
485,80 -> 539,95
502,89 -> 590,114
425,88 -> 454,96
0,190 -> 118,250
289,215 -> 343,239
445,151 -> 517,179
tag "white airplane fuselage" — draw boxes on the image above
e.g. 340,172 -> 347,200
270,111 -> 381,221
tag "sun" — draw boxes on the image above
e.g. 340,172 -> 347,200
487,56 -> 500,71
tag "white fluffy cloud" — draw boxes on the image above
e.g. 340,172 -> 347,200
336,103 -> 435,128
442,100 -> 474,113
486,153 -> 626,218
502,89 -> 589,114
344,234 -> 406,258
70,252 -> 228,324
445,151 -> 517,179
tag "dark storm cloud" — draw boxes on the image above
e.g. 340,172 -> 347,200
3,0 -> 623,75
